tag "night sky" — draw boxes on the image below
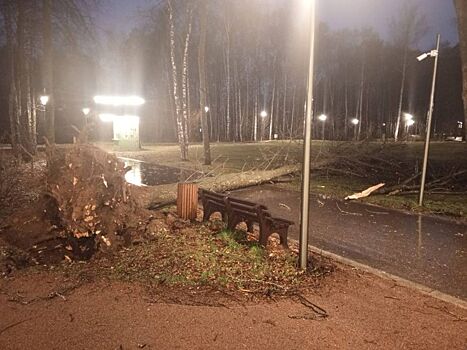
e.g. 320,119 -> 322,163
96,0 -> 459,49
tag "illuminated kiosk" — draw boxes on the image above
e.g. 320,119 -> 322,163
99,113 -> 140,151
94,95 -> 144,151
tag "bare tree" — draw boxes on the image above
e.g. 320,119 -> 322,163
167,0 -> 192,160
454,0 -> 467,141
198,0 -> 211,165
390,2 -> 427,141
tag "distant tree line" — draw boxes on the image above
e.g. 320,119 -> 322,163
127,0 -> 464,160
0,0 -> 465,162
0,0 -> 95,157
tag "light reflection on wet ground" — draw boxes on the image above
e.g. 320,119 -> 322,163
119,157 -> 204,186
231,185 -> 467,300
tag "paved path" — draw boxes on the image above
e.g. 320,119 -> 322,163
231,185 -> 467,300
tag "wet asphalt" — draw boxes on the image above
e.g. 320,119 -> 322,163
230,185 -> 467,300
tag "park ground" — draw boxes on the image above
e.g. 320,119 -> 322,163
108,140 -> 467,219
0,140 -> 466,349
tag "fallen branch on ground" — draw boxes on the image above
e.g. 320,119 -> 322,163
345,183 -> 385,200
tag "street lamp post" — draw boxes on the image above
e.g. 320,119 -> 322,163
418,34 -> 440,206
404,113 -> 414,140
351,118 -> 359,140
82,107 -> 91,126
260,110 -> 268,141
40,95 -> 49,138
318,114 -> 327,140
299,0 -> 316,270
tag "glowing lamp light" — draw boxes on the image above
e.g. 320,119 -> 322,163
351,118 -> 359,125
204,106 -> 210,113
260,110 -> 268,118
406,119 -> 415,127
40,95 -> 49,106
82,108 -> 91,116
318,114 -> 327,122
404,113 -> 414,122
93,95 -> 145,106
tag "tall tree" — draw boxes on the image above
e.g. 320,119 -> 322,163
454,0 -> 467,141
390,2 -> 427,141
198,0 -> 211,165
42,0 -> 54,143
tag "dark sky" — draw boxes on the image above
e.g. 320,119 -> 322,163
96,0 -> 459,49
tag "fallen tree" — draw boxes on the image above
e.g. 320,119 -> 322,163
146,164 -> 301,208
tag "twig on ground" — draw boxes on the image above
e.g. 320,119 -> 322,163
0,318 -> 34,335
294,294 -> 328,318
423,302 -> 467,322
336,202 -> 363,216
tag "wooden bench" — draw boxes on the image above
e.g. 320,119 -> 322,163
199,189 -> 294,248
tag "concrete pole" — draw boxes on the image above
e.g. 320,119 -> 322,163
419,34 -> 440,206
299,0 -> 316,270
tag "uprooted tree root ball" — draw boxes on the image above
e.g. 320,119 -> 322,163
43,144 -> 148,259
0,144 -> 149,271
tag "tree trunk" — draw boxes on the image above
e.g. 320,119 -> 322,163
181,8 -> 193,159
269,74 -> 276,140
198,0 -> 211,165
254,90 -> 258,141
1,2 -> 20,155
168,0 -> 187,160
224,15 -> 231,141
282,73 -> 287,138
290,85 -> 296,139
43,0 -> 55,144
395,46 -> 408,142
454,0 -> 467,141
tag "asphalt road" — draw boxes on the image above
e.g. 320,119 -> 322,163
231,185 -> 467,300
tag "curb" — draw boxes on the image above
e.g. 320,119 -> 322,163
301,243 -> 467,310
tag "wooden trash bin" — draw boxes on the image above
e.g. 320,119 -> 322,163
177,183 -> 199,220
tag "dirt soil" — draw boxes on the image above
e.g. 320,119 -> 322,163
1,265 -> 466,350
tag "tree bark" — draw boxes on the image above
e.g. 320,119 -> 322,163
198,0 -> 211,165
1,2 -> 20,155
43,0 -> 55,144
224,13 -> 231,141
454,0 -> 467,141
168,0 -> 187,160
394,46 -> 408,142
181,8 -> 193,158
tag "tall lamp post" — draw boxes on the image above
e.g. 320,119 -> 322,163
260,110 -> 268,141
299,0 -> 316,270
351,118 -> 359,140
82,107 -> 91,125
318,114 -> 327,140
40,95 -> 49,138
418,34 -> 440,206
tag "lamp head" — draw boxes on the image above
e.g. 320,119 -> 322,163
40,95 -> 49,106
417,53 -> 428,62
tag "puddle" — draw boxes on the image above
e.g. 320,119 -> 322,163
119,157 -> 205,186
